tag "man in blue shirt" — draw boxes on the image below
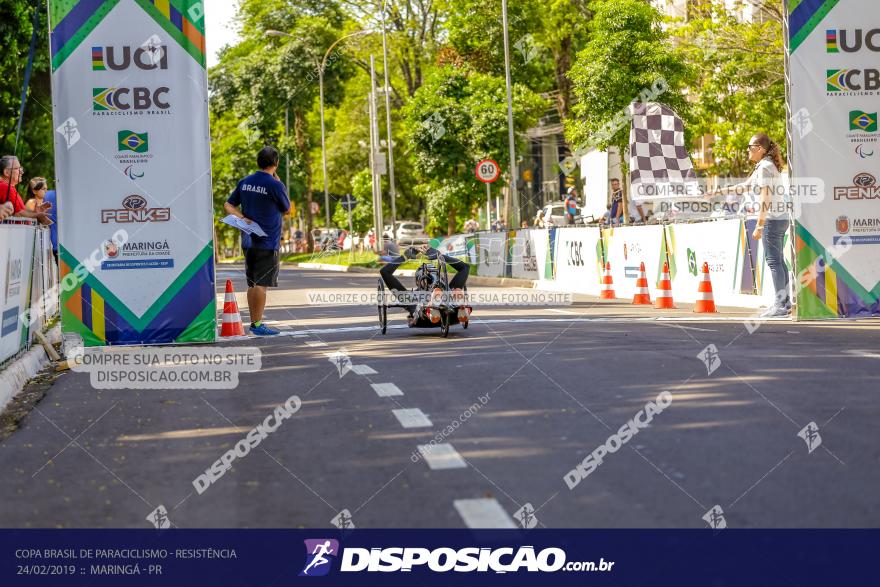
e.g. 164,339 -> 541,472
224,146 -> 291,336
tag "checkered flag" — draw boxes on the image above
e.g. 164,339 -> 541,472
629,102 -> 697,188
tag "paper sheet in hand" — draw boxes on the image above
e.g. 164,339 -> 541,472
221,215 -> 267,237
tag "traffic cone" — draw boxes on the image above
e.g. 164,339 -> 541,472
694,262 -> 717,313
220,279 -> 245,336
655,262 -> 676,309
600,262 -> 616,299
632,262 -> 652,305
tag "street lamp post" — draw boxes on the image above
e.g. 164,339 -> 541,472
381,0 -> 397,231
501,0 -> 520,227
369,55 -> 384,253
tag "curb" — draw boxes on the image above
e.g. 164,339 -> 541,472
0,325 -> 61,414
297,263 -> 536,288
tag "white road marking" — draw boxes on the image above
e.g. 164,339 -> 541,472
305,341 -> 328,347
453,498 -> 517,529
371,383 -> 403,397
842,349 -> 880,359
247,316 -> 798,338
351,365 -> 377,375
547,309 -> 577,315
417,444 -> 467,470
392,408 -> 432,428
657,323 -> 717,332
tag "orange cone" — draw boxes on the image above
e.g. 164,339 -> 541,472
220,279 -> 245,336
694,262 -> 717,313
655,262 -> 676,309
632,262 -> 652,305
600,262 -> 616,299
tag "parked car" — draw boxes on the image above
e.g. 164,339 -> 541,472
395,221 -> 429,244
538,202 -> 585,227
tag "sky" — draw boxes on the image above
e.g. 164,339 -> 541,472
204,1 -> 241,68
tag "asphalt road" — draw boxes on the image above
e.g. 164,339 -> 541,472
1,265 -> 879,529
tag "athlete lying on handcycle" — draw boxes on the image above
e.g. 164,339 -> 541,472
379,243 -> 471,328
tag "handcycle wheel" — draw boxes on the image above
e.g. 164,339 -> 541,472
377,279 -> 387,334
440,311 -> 450,338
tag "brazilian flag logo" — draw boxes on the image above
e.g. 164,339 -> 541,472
118,131 -> 149,153
850,111 -> 878,133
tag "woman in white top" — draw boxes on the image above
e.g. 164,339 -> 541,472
747,133 -> 790,317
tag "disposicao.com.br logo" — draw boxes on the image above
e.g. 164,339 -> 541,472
298,541 -> 614,575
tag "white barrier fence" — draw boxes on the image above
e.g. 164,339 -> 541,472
436,219 -> 789,309
0,220 -> 59,366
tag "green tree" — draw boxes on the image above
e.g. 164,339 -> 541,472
442,0 -> 592,122
403,64 -> 546,235
674,0 -> 786,176
1,0 -> 54,183
566,0 -> 690,156
210,0 -> 351,250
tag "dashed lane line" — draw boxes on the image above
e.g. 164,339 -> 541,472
392,408 -> 432,428
417,444 -> 467,470
371,383 -> 404,397
453,498 -> 517,529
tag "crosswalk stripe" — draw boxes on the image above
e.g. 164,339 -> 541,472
417,443 -> 466,470
392,408 -> 432,428
453,498 -> 517,529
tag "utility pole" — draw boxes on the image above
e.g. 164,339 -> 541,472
381,7 -> 397,230
369,56 -> 384,253
285,106 -> 291,246
501,0 -> 520,226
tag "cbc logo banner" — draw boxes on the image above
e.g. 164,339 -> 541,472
92,87 -> 171,115
826,68 -> 880,96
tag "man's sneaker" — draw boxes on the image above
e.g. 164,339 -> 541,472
759,306 -> 790,319
770,306 -> 792,318
250,323 -> 280,336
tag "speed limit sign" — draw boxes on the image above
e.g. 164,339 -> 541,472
475,159 -> 501,184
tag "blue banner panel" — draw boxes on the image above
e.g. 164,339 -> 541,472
0,529 -> 876,585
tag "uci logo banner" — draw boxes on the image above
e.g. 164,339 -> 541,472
48,0 -> 216,345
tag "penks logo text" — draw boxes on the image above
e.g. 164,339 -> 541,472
92,45 -> 168,71
93,87 -> 171,115
834,173 -> 880,201
101,195 -> 170,223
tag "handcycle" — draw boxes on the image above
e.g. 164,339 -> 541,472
376,248 -> 471,338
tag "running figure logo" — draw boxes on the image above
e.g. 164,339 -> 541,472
299,539 -> 340,577
797,421 -> 822,454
